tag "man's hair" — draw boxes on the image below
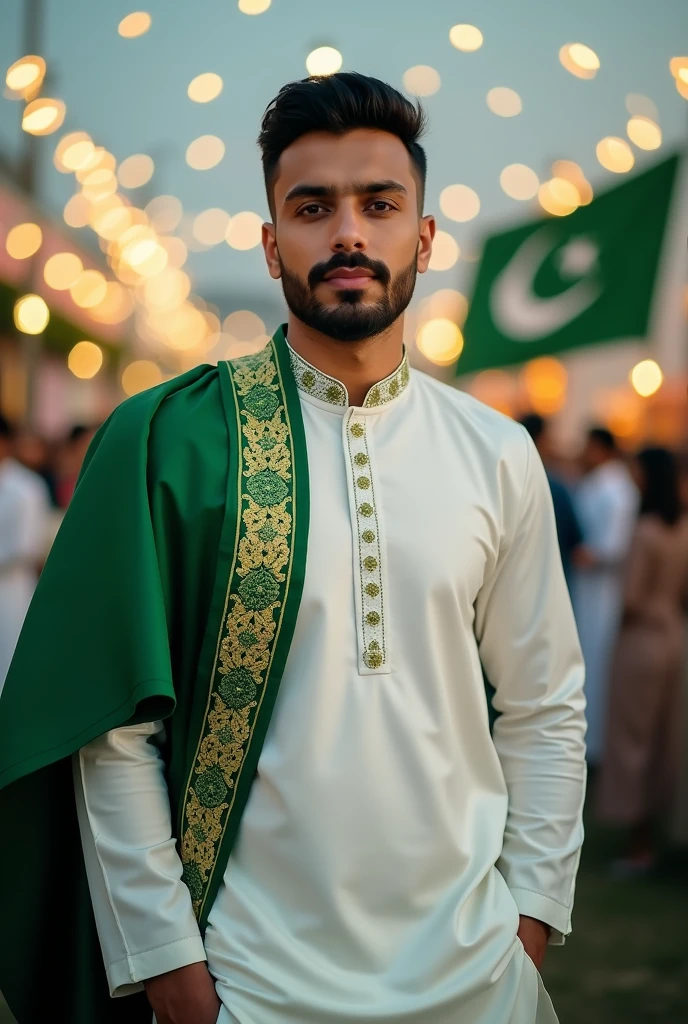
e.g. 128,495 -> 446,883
258,72 -> 428,217
588,426 -> 616,453
637,446 -> 681,526
520,413 -> 546,444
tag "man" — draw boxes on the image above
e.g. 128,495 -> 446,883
572,427 -> 638,765
0,73 -> 585,1024
0,413 -> 49,692
520,413 -> 584,588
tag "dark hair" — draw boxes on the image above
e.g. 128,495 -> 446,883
588,426 -> 616,453
0,413 -> 15,440
520,413 -> 546,444
258,72 -> 427,217
67,424 -> 89,444
637,446 -> 682,526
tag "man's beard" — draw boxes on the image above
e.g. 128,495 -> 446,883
278,250 -> 418,343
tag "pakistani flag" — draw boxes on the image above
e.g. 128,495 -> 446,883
458,154 -> 679,375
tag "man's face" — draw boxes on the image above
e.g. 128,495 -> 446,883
262,128 -> 435,342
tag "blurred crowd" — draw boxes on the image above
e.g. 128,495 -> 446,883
1,403 -> 688,873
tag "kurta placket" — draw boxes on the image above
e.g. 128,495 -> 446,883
287,344 -> 411,677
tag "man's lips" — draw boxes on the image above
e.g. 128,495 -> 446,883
322,268 -> 377,289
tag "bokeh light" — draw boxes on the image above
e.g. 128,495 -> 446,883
238,0 -> 271,12
6,55 -> 46,94
626,116 -> 662,151
596,136 -> 635,173
118,154 -> 155,188
305,47 -> 342,76
428,231 -> 460,271
538,178 -> 580,216
193,208 -> 231,246
416,318 -> 464,365
630,359 -> 663,397
186,135 -> 225,170
559,43 -> 599,79
6,222 -> 42,259
143,268 -> 191,309
223,310 -> 266,340
551,160 -> 593,205
403,65 -> 441,96
118,12 -> 151,38
63,193 -> 90,228
159,235 -> 188,268
500,164 -> 539,200
14,294 -> 49,334
449,25 -> 483,52
470,370 -> 516,417
225,211 -> 263,250
486,87 -> 522,117
122,360 -> 163,395
418,289 -> 468,326
188,73 -> 223,103
22,98 -> 66,136
68,341 -> 103,379
70,270 -> 108,309
43,252 -> 83,290
439,184 -> 480,222
521,357 -> 568,415
90,282 -> 135,324
145,195 -> 183,233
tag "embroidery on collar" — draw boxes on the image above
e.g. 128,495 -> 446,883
287,342 -> 410,409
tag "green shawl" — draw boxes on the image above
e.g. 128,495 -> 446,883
0,330 -> 309,1023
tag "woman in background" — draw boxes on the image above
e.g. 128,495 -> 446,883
597,447 -> 688,872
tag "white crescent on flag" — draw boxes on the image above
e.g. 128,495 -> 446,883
490,227 -> 602,341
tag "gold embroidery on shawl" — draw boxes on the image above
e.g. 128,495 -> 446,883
180,344 -> 293,916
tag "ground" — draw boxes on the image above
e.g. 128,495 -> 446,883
1,814 -> 686,1024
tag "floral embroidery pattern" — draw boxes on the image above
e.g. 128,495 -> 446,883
180,343 -> 293,918
288,345 -> 410,408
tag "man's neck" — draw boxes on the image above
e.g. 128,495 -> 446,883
285,315 -> 405,407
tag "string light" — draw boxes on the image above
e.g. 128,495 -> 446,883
500,164 -> 539,200
439,184 -> 480,222
5,55 -> 46,95
186,135 -> 225,170
44,252 -> 83,290
486,87 -> 522,117
306,47 -> 342,76
14,294 -> 49,334
225,211 -> 263,250
122,360 -> 162,395
238,0 -> 271,12
68,341 -> 103,379
403,66 -> 441,96
428,231 -> 460,271
118,12 -> 152,38
416,319 -> 464,365
6,222 -> 42,259
188,73 -> 223,103
22,98 -> 66,135
630,359 -> 663,397
626,116 -> 662,150
559,42 -> 600,79
449,25 -> 483,52
118,154 -> 155,188
596,136 -> 634,173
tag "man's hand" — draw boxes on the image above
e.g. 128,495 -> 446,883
144,962 -> 221,1024
517,915 -> 551,972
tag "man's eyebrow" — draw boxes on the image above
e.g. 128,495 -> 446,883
283,180 -> 408,204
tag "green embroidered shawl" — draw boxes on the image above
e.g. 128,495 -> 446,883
0,330 -> 309,1024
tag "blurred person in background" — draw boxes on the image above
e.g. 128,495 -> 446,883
0,74 -> 585,1024
54,423 -> 96,509
671,450 -> 688,847
0,413 -> 50,693
572,426 -> 638,766
14,429 -> 58,507
596,447 -> 688,873
520,413 -> 584,589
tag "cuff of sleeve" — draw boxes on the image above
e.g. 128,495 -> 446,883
106,935 -> 207,998
510,887 -> 571,946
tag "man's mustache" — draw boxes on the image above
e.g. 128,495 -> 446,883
307,252 -> 391,290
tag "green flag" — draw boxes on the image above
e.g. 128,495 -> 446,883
458,154 -> 679,375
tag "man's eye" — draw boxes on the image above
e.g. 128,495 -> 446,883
300,204 -> 325,216
369,200 -> 394,212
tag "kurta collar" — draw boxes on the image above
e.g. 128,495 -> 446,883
282,327 -> 411,412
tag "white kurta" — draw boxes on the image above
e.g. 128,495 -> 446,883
572,461 -> 638,764
74,346 -> 586,1024
0,457 -> 50,692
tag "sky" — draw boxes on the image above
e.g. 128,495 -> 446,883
0,0 -> 686,326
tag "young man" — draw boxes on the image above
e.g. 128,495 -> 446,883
0,74 -> 585,1024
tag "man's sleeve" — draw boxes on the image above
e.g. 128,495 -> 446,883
475,429 -> 587,943
73,722 -> 206,997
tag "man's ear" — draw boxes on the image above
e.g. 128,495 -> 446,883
416,215 -> 436,274
262,222 -> 281,280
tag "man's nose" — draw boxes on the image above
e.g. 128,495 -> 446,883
330,203 -> 367,253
